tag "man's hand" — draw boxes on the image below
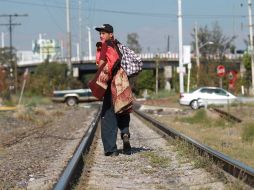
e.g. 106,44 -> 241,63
98,60 -> 109,82
98,60 -> 105,68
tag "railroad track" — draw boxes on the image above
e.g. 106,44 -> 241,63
210,107 -> 242,123
53,106 -> 254,189
53,107 -> 101,190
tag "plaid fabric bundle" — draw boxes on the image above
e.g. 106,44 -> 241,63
117,43 -> 143,77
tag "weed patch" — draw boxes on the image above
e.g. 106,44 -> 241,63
242,123 -> 254,143
140,167 -> 157,174
140,151 -> 170,167
176,109 -> 229,128
177,110 -> 210,124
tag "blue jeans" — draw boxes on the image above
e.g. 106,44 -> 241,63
101,88 -> 130,153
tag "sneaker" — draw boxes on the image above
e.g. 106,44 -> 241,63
122,134 -> 131,154
105,151 -> 119,157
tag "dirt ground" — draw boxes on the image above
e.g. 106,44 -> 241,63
0,103 -> 99,189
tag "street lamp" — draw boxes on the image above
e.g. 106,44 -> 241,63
195,41 -> 214,85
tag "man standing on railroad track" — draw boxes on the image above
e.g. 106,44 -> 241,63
92,24 -> 133,156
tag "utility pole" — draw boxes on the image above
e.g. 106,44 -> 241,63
247,0 -> 254,93
60,40 -> 64,60
66,0 -> 72,76
0,14 -> 28,94
195,22 -> 200,85
167,35 -> 170,52
76,43 -> 80,61
1,32 -> 4,48
155,56 -> 159,95
78,0 -> 82,60
178,0 -> 184,93
87,27 -> 92,60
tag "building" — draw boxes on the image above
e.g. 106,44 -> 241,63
17,34 -> 62,66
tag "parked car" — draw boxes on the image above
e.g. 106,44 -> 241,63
52,89 -> 98,106
179,87 -> 237,109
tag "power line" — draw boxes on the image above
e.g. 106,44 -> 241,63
0,0 -> 252,19
42,0 -> 65,32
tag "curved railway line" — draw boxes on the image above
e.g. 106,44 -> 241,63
53,105 -> 254,190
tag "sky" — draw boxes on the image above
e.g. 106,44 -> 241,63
0,0 -> 251,56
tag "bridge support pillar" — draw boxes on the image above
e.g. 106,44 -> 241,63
164,66 -> 172,90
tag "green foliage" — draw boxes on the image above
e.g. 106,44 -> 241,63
243,53 -> 251,70
150,89 -> 176,99
178,109 -> 227,128
141,151 -> 170,167
242,53 -> 252,92
27,62 -> 83,96
0,47 -> 17,67
180,109 -> 210,124
172,67 -> 179,92
198,63 -> 218,87
2,97 -> 15,106
21,94 -> 52,107
135,70 -> 155,95
242,123 -> 254,143
81,73 -> 95,88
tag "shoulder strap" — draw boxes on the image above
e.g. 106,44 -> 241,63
113,39 -> 123,59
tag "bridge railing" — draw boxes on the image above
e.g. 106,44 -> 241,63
17,52 -> 243,67
75,53 -> 243,62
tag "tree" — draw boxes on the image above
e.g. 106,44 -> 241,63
191,22 -> 236,58
243,53 -> 252,93
126,33 -> 142,53
0,47 -> 17,100
0,47 -> 17,68
210,22 -> 236,57
27,62 -> 83,96
135,70 -> 155,95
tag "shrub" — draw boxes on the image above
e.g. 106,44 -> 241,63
26,62 -> 83,96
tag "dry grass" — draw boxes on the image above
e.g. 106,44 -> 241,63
153,107 -> 254,168
13,105 -> 35,122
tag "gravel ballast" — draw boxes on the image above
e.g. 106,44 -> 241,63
0,103 -> 99,189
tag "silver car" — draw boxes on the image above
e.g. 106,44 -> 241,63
179,87 -> 237,109
52,89 -> 98,106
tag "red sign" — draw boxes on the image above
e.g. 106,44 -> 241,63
217,65 -> 225,77
228,70 -> 238,90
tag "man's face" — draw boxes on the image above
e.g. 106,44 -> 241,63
99,31 -> 113,42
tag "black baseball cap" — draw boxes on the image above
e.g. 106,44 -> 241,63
95,24 -> 113,33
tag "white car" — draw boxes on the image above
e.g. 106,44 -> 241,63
179,87 -> 237,109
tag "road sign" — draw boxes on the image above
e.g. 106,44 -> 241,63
183,45 -> 191,64
177,66 -> 186,74
217,65 -> 225,77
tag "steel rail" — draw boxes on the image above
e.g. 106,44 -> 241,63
53,107 -> 101,190
134,108 -> 254,187
211,107 -> 242,123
